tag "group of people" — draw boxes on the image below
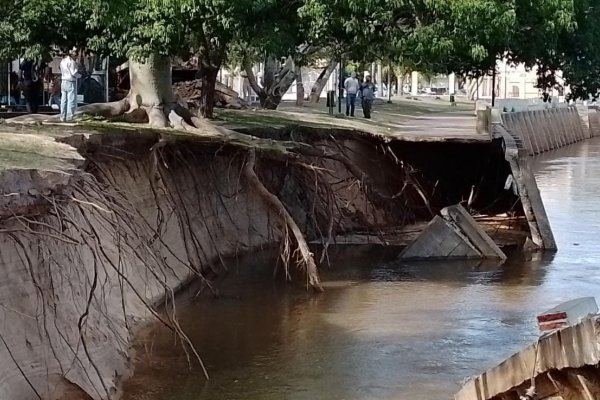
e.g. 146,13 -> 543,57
343,72 -> 376,119
13,49 -> 80,122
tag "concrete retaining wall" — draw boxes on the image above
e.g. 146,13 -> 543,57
588,107 -> 600,138
495,98 -> 567,113
501,107 -> 589,156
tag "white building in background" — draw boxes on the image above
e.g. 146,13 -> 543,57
469,60 -> 567,100
390,60 -> 570,101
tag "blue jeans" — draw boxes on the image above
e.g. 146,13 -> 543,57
60,80 -> 76,121
346,93 -> 357,116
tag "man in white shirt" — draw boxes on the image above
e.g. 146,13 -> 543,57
344,72 -> 359,117
59,49 -> 80,122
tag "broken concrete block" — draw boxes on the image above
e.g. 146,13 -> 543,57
399,204 -> 507,261
399,215 -> 482,260
441,204 -> 507,260
537,297 -> 598,333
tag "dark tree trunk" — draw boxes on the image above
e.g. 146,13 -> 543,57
198,64 -> 220,119
260,95 -> 282,109
244,56 -> 297,110
296,66 -> 304,106
309,60 -> 337,103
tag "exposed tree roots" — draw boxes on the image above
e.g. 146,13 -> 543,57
243,150 -> 322,291
0,116 -> 442,400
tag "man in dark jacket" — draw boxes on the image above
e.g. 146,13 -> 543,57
19,59 -> 40,113
360,75 -> 376,119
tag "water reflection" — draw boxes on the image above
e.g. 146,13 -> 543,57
123,138 -> 600,400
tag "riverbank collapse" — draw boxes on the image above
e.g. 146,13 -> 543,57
0,119 -> 541,399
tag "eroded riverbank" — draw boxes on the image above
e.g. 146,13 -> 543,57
121,138 -> 600,400
0,120 -> 530,400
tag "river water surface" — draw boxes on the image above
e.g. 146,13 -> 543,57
122,138 -> 600,400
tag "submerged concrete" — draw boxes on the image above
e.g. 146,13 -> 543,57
493,124 -> 557,250
400,204 -> 507,260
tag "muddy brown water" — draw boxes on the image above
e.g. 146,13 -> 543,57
122,138 -> 600,400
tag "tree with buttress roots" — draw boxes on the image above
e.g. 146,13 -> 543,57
2,0 -> 325,291
2,0 -> 293,122
82,0 -> 287,122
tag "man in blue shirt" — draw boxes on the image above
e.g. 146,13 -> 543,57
344,72 -> 360,117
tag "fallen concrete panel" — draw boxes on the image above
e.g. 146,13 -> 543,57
441,205 -> 507,260
455,315 -> 600,400
494,124 -> 557,250
399,215 -> 482,260
399,205 -> 507,260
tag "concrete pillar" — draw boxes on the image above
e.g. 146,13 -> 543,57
448,73 -> 456,95
411,71 -> 419,96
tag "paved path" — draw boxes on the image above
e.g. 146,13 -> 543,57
220,97 -> 486,143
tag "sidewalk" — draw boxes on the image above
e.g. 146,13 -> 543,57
218,96 -> 487,143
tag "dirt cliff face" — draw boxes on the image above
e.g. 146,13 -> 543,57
0,123 -> 520,400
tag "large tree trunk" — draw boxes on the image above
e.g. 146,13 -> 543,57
397,75 -> 404,96
128,55 -> 174,127
197,64 -> 220,119
295,66 -> 304,106
244,56 -> 297,110
309,60 -> 337,103
77,55 -> 200,130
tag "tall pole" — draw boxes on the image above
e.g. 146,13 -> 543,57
387,62 -> 392,103
105,56 -> 110,102
338,57 -> 343,114
7,62 -> 10,105
504,61 -> 507,99
491,68 -> 496,107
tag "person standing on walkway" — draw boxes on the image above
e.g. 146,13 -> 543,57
59,49 -> 80,122
344,72 -> 360,117
19,59 -> 40,113
361,75 -> 376,119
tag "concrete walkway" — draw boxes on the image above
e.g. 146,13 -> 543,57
219,96 -> 486,143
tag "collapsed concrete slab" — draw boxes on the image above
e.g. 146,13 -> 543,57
455,313 -> 600,400
441,205 -> 507,260
399,204 -> 507,260
537,297 -> 598,333
494,124 -> 557,250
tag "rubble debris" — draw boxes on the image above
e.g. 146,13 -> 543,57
173,80 -> 248,110
399,204 -> 507,260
